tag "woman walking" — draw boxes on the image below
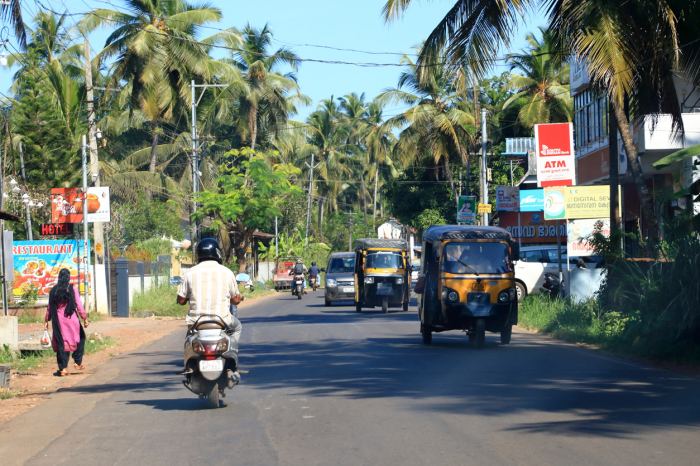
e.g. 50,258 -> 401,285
44,268 -> 89,376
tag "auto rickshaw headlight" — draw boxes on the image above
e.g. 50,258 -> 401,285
448,291 -> 459,302
364,277 -> 374,284
498,291 -> 510,303
395,277 -> 404,285
442,287 -> 459,302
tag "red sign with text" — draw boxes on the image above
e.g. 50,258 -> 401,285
535,123 -> 575,187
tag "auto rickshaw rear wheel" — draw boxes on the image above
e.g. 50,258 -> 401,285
355,301 -> 362,313
474,318 -> 486,349
421,324 -> 432,344
382,296 -> 389,313
402,300 -> 409,312
500,324 -> 512,344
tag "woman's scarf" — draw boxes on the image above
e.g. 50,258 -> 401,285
48,284 -> 77,351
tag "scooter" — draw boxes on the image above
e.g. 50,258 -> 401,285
291,274 -> 304,300
540,272 -> 564,298
236,273 -> 255,293
181,315 -> 240,409
309,275 -> 318,291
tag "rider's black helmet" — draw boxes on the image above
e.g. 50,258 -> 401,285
195,238 -> 223,264
311,261 -> 316,266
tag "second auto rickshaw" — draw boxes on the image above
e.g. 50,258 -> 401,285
416,225 -> 519,348
353,238 -> 411,313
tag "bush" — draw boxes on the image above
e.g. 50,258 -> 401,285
131,281 -> 186,317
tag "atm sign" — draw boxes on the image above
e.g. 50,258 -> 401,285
40,223 -> 74,236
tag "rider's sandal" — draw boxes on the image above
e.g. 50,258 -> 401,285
74,364 -> 85,370
55,369 -> 70,376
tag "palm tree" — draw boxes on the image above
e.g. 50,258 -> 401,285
2,0 -> 27,49
503,27 -> 572,128
82,0 -> 240,175
223,23 -> 308,152
383,0 -> 700,250
339,92 -> 369,225
378,46 -> 475,207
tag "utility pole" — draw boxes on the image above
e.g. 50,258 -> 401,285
346,212 -> 357,252
0,121 -> 7,316
18,142 -> 32,240
481,109 -> 489,226
81,136 -> 89,312
84,38 -> 103,261
190,81 -> 229,245
304,153 -> 320,248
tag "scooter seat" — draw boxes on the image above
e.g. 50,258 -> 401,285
194,322 -> 226,330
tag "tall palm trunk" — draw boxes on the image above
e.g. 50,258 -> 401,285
317,196 -> 325,238
249,104 -> 258,152
360,170 -> 367,227
611,102 -> 660,254
443,159 -> 458,208
608,103 -> 621,255
373,161 -> 379,226
146,126 -> 159,200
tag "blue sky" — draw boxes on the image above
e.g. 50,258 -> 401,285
3,0 -> 547,121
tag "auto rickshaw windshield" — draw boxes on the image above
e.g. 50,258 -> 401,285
442,242 -> 511,274
365,252 -> 404,269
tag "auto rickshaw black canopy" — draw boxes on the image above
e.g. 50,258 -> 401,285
422,225 -> 514,243
354,238 -> 409,251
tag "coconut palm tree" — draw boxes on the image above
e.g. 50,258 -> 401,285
378,46 -> 475,206
223,23 -> 309,152
503,27 -> 572,128
81,0 -> 240,175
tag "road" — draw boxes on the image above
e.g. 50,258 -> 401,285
3,291 -> 700,465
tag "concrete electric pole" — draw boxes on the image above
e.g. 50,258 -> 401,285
481,109 -> 489,226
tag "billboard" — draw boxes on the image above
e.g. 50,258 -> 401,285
535,123 -> 576,187
11,240 -> 91,297
544,186 -> 615,220
499,211 -> 567,244
519,189 -> 544,212
51,187 -> 111,223
567,219 -> 610,256
495,186 -> 520,211
457,196 -> 477,224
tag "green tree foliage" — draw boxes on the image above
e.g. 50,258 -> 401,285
195,148 -> 303,271
118,194 -> 185,244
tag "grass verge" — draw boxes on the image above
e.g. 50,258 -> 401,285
519,295 -> 700,364
0,388 -> 22,400
0,333 -> 116,372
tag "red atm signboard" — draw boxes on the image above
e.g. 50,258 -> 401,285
40,223 -> 74,236
535,123 -> 575,187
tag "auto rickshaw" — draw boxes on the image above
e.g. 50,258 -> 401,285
353,238 -> 411,313
416,225 -> 519,348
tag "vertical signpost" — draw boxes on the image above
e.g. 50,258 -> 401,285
535,123 -> 576,290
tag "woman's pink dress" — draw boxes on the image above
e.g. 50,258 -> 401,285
44,286 -> 87,352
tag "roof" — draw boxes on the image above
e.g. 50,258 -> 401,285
0,211 -> 22,222
329,252 -> 355,258
422,225 -> 514,243
354,238 -> 409,251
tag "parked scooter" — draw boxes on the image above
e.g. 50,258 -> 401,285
540,272 -> 564,298
291,274 -> 304,300
236,273 -> 255,293
181,315 -> 240,409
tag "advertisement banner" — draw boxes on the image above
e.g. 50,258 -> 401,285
535,122 -> 576,187
567,219 -> 610,256
495,186 -> 520,211
457,196 -> 477,224
519,189 -> 544,212
499,211 -> 567,244
51,187 -> 111,224
11,240 -> 91,297
544,186 -> 614,220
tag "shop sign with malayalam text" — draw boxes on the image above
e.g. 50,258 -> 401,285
51,187 -> 111,224
567,218 -> 610,256
535,123 -> 576,187
495,186 -> 520,211
544,186 -> 616,220
498,211 -> 567,244
519,189 -> 544,212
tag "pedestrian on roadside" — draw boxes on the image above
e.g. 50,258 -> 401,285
44,268 -> 89,377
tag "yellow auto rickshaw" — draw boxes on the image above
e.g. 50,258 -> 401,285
416,225 -> 519,348
353,238 -> 411,313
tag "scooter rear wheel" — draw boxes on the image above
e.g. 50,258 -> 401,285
205,382 -> 219,409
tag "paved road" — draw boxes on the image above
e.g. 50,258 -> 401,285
4,291 -> 700,465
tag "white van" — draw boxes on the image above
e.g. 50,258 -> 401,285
514,246 -> 603,301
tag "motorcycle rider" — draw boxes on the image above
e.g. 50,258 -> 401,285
308,261 -> 320,288
176,238 -> 243,343
288,258 -> 308,295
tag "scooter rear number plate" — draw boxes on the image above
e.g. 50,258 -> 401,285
199,359 -> 223,372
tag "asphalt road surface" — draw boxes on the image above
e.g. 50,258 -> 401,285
5,291 -> 700,465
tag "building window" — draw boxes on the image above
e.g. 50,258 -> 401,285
573,90 -> 609,148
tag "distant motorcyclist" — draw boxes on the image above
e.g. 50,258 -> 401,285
288,258 -> 308,295
308,261 -> 321,290
177,238 -> 243,342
